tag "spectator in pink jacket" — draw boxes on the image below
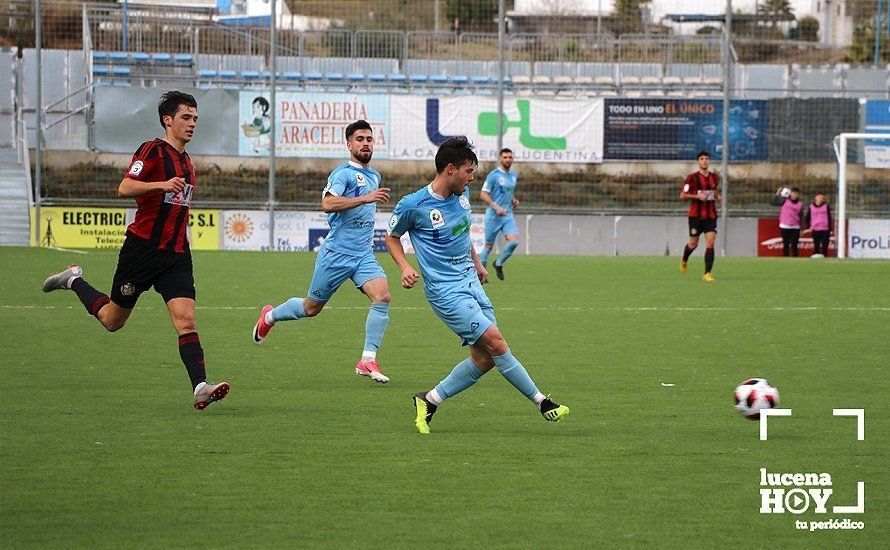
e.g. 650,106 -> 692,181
805,193 -> 833,258
770,187 -> 805,257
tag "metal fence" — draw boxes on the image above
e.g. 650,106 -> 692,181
12,1 -> 890,242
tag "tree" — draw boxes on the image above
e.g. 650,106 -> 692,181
446,0 -> 499,31
613,0 -> 651,35
794,16 -> 819,42
846,19 -> 890,63
757,0 -> 794,36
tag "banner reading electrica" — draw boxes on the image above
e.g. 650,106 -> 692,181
604,99 -> 767,161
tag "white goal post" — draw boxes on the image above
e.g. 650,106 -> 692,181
832,132 -> 890,259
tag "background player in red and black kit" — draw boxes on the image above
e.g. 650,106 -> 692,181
42,91 -> 229,410
679,151 -> 720,282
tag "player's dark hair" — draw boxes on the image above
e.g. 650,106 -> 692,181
791,187 -> 801,193
252,96 -> 269,115
158,91 -> 197,130
435,136 -> 478,173
697,150 -> 710,159
345,119 -> 373,140
499,148 -> 513,156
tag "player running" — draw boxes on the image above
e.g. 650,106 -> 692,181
41,91 -> 229,410
679,150 -> 721,282
385,137 -> 569,434
252,120 -> 393,383
478,148 -> 520,280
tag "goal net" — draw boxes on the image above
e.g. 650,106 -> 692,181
832,133 -> 890,259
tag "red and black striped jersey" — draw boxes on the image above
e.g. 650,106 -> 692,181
682,171 -> 719,220
124,139 -> 195,253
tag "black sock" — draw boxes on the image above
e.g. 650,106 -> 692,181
70,278 -> 110,316
705,247 -> 715,273
178,332 -> 207,390
682,245 -> 696,262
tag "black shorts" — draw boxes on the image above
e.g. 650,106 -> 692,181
111,236 -> 196,309
688,217 -> 718,237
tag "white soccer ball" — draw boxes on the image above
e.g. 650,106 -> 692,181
733,378 -> 780,420
780,187 -> 792,198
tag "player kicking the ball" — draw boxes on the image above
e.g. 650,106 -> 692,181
41,91 -> 229,410
385,137 -> 570,434
252,120 -> 393,383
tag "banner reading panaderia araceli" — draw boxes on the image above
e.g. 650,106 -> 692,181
387,96 -> 604,164
238,92 -> 390,158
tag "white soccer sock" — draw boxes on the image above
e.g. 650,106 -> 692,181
425,388 -> 443,406
193,381 -> 207,395
361,350 -> 376,362
533,392 -> 546,409
264,311 -> 275,325
66,275 -> 81,289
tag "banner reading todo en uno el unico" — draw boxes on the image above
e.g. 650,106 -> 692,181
238,92 -> 390,158
388,96 -> 604,163
604,99 -> 767,161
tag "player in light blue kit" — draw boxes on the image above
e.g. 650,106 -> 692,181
385,137 -> 570,434
252,120 -> 393,383
478,147 -> 521,280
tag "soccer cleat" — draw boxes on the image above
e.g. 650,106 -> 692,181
42,264 -> 83,292
494,263 -> 504,280
680,261 -> 687,273
356,360 -> 390,383
194,381 -> 230,410
540,398 -> 570,423
413,392 -> 437,434
702,272 -> 716,283
252,305 -> 274,345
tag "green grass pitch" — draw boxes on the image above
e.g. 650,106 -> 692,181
1,247 -> 887,547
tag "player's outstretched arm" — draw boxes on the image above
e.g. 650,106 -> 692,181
118,176 -> 185,198
385,235 -> 420,289
322,188 -> 390,213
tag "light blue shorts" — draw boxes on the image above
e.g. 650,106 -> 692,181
428,278 -> 497,346
308,245 -> 386,302
484,212 -> 519,245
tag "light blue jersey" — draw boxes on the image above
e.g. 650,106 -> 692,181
482,168 -> 518,215
323,161 -> 382,256
388,184 -> 496,346
387,184 -> 476,297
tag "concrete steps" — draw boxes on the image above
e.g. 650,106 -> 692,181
0,148 -> 31,247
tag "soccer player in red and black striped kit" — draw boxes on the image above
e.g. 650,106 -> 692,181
42,91 -> 229,410
679,151 -> 720,282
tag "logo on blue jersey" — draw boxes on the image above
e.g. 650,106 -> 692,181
430,209 -> 446,229
451,216 -> 471,236
356,173 -> 366,186
459,195 -> 471,210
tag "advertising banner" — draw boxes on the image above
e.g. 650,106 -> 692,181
238,92 -> 390,158
388,96 -> 604,164
187,209 -> 221,250
604,99 -> 767,161
220,209 -> 488,254
757,217 -> 837,257
848,219 -> 890,259
32,206 -> 129,249
864,100 -> 890,169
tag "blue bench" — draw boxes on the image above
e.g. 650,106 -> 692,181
112,67 -> 132,77
151,53 -> 172,63
131,53 -> 150,63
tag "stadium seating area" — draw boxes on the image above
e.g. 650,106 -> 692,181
87,49 -> 890,98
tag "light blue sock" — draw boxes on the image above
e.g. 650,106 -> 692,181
479,246 -> 492,266
270,297 -> 308,322
492,348 -> 540,400
494,240 -> 519,267
362,302 -> 390,356
434,358 -> 485,400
